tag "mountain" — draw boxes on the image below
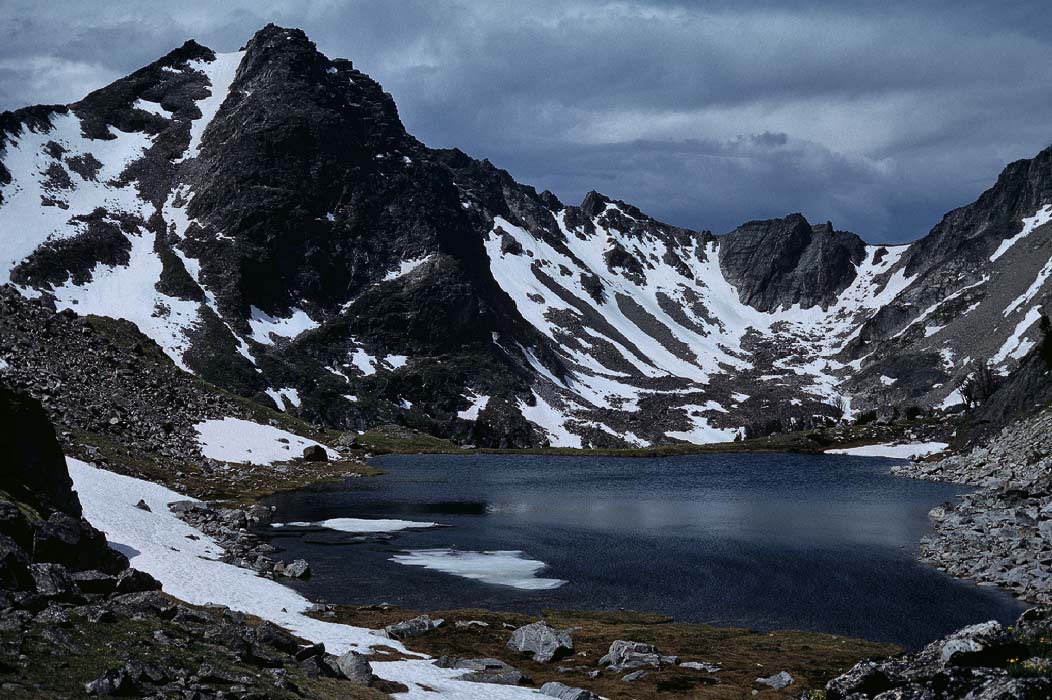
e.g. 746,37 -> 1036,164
3,24 -> 1052,448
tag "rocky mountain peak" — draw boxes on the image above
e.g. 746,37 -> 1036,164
718,212 -> 866,312
902,144 -> 1052,279
6,24 -> 1052,448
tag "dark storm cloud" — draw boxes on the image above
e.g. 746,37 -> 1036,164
2,1 -> 1051,242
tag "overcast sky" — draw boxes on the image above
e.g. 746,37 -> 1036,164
3,1 -> 1051,243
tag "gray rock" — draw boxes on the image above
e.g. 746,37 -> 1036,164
506,621 -> 573,663
302,445 -> 328,461
435,656 -> 525,684
383,614 -> 443,640
114,568 -> 162,594
282,559 -> 311,578
30,562 -> 80,601
72,570 -> 117,595
680,661 -> 721,672
599,639 -> 675,672
622,669 -> 648,682
756,671 -> 794,689
539,680 -> 600,700
335,651 -> 373,685
84,668 -> 136,696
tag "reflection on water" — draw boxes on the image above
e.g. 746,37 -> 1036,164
261,452 -> 1024,648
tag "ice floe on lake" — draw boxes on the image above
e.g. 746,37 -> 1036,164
390,548 -> 567,590
273,517 -> 440,533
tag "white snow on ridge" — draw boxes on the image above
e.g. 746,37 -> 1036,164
518,391 -> 582,447
248,306 -> 319,345
132,98 -> 172,118
990,204 -> 1052,262
665,405 -> 738,443
1005,259 -> 1052,317
273,518 -> 439,533
69,460 -> 543,699
457,392 -> 490,420
264,387 -> 301,412
992,305 -> 1042,365
0,111 -> 153,274
182,51 -> 245,159
51,232 -> 200,371
390,549 -> 567,590
485,211 -> 919,444
939,388 -> 965,409
383,255 -> 432,281
825,442 -> 949,459
193,417 -> 336,465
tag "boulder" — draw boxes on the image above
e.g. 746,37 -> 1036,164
824,660 -> 898,699
72,570 -> 117,595
756,670 -> 794,689
435,656 -> 526,685
336,651 -> 374,685
935,620 -> 1025,666
255,620 -> 300,654
680,661 -> 721,672
32,511 -> 81,563
539,681 -> 600,700
598,639 -> 676,672
30,562 -> 80,601
383,614 -> 443,640
0,385 -> 81,518
282,559 -> 311,578
294,642 -> 326,661
0,499 -> 32,549
506,621 -> 574,663
115,568 -> 162,594
0,533 -> 33,590
302,445 -> 328,461
84,668 -> 137,696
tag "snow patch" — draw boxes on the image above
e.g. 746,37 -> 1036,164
383,255 -> 432,282
992,305 -> 1042,365
194,417 -> 335,465
182,51 -> 245,159
665,405 -> 738,443
825,442 -> 949,458
264,387 -> 301,412
518,391 -> 581,447
990,205 -> 1052,262
457,392 -> 491,420
248,306 -> 319,345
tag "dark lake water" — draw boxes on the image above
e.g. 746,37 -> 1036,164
260,452 -> 1025,648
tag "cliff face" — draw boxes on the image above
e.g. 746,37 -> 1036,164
4,23 -> 1052,447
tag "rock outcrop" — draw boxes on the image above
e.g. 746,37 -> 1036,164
893,404 -> 1052,604
506,621 -> 574,663
815,608 -> 1052,700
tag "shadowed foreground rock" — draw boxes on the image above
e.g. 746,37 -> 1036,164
812,607 -> 1052,700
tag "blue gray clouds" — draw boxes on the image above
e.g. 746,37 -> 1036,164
2,0 -> 1051,242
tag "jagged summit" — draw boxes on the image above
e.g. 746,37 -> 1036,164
3,24 -> 1052,447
